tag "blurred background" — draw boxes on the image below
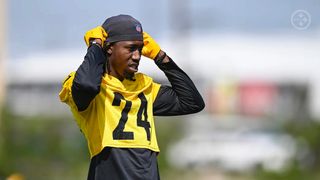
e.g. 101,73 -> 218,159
1,0 -> 320,179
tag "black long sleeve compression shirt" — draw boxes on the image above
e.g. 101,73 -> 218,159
71,44 -> 205,115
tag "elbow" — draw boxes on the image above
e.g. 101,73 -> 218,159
194,98 -> 205,113
185,98 -> 205,114
198,99 -> 206,112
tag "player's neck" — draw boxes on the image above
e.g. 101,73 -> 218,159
106,65 -> 135,82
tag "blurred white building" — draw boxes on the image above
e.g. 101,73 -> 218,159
6,33 -> 320,118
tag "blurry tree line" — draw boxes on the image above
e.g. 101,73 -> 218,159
1,106 -> 320,180
254,119 -> 320,180
0,108 -> 183,180
0,108 -> 89,179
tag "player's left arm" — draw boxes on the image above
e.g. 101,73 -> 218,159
153,51 -> 205,116
142,32 -> 205,116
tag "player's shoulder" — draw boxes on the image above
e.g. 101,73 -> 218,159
62,71 -> 76,85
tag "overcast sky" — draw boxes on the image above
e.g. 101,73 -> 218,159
8,0 -> 320,59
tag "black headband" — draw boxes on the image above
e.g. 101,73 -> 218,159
102,14 -> 143,43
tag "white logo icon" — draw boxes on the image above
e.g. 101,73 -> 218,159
291,10 -> 311,30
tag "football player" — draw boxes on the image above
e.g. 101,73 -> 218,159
59,14 -> 205,180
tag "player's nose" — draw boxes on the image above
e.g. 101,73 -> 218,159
132,49 -> 141,60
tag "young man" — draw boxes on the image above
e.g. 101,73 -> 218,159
59,14 -> 205,180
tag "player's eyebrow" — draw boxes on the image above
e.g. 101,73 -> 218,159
124,43 -> 143,51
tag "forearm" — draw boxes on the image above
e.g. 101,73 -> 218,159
153,52 -> 205,116
72,44 -> 106,111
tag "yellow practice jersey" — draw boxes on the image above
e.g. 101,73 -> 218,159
59,72 -> 161,158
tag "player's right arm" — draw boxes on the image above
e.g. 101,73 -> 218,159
72,27 -> 107,111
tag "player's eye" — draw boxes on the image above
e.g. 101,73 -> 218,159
126,44 -> 143,53
129,46 -> 142,54
129,47 -> 137,52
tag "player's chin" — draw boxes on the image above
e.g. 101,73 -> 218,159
124,71 -> 136,81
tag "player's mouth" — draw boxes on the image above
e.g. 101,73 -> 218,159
128,63 -> 138,73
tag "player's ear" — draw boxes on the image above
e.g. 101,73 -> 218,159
104,42 -> 113,55
107,46 -> 112,55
